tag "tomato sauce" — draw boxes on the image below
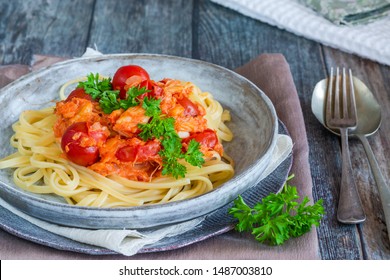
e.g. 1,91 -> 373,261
54,70 -> 223,182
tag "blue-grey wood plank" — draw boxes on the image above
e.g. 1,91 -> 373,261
0,0 -> 94,65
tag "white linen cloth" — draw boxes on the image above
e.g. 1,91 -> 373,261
210,0 -> 390,66
0,132 -> 292,256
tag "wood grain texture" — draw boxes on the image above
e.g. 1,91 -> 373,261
0,0 -> 94,65
0,0 -> 389,259
89,0 -> 193,57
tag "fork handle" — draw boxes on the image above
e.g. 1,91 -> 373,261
337,128 -> 366,224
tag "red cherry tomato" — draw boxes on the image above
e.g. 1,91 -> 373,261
137,140 -> 161,161
88,129 -> 108,145
177,96 -> 200,117
115,146 -> 138,162
152,84 -> 163,98
61,122 -> 99,166
137,79 -> 154,100
184,129 -> 218,149
65,88 -> 94,102
112,65 -> 150,99
138,80 -> 164,100
116,140 -> 161,162
139,79 -> 153,91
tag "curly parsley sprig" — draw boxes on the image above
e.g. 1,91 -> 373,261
77,73 -> 112,99
139,97 -> 205,178
77,73 -> 149,114
77,72 -> 205,178
229,174 -> 324,245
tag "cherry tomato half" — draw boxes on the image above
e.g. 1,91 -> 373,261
61,122 -> 99,166
184,129 -> 218,149
116,140 -> 161,162
138,80 -> 164,100
137,140 -> 161,161
177,96 -> 200,117
112,65 -> 150,99
115,145 -> 137,162
65,88 -> 94,102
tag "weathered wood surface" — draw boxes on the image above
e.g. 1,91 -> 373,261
0,0 -> 389,259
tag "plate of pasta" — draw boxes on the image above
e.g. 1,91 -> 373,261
0,54 -> 278,229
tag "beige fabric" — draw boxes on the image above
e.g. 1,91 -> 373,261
0,64 -> 30,88
0,53 -> 320,259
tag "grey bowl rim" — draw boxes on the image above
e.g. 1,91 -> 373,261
0,53 -> 278,215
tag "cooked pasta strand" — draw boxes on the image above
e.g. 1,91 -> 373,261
0,78 -> 234,207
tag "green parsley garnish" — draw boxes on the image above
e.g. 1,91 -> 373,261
184,140 -> 205,167
77,72 -> 205,178
159,134 -> 187,178
142,96 -> 162,117
139,97 -> 205,178
119,86 -> 149,110
77,73 -> 149,114
229,174 -> 324,245
98,91 -> 121,113
137,98 -> 167,141
78,73 -> 112,99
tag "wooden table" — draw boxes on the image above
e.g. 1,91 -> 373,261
1,0 -> 389,260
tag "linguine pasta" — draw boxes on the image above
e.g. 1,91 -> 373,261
0,70 -> 234,208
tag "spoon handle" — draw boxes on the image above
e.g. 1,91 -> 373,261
337,128 -> 366,224
357,135 -> 390,242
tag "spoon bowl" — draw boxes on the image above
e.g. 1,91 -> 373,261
312,76 -> 381,137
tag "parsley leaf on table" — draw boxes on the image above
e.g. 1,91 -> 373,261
229,174 -> 324,246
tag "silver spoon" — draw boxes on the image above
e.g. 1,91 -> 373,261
312,75 -> 390,241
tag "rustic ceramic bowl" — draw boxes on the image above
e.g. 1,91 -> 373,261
0,54 -> 278,229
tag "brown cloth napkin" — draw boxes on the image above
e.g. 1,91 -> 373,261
0,53 -> 320,260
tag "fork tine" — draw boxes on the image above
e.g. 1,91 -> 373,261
326,67 -> 357,128
334,67 -> 340,119
326,67 -> 334,126
342,68 -> 348,119
348,69 -> 357,122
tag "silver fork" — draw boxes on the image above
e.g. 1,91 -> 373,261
326,67 -> 366,224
